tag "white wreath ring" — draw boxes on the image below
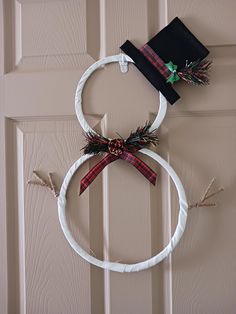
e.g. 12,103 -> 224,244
58,54 -> 189,272
75,54 -> 167,134
58,149 -> 188,272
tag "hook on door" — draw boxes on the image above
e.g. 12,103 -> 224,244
119,54 -> 129,73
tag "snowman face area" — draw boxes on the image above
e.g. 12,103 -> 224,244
74,54 -> 167,135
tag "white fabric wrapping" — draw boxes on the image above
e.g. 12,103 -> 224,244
74,54 -> 167,134
58,149 -> 188,272
58,54 -> 188,272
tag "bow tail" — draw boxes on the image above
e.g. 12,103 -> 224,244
79,154 -> 118,195
120,151 -> 157,185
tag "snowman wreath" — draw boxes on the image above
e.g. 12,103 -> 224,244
28,18 -> 224,272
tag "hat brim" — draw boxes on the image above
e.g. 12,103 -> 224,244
120,40 -> 180,105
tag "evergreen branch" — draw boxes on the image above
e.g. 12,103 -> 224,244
82,122 -> 159,155
178,59 -> 212,85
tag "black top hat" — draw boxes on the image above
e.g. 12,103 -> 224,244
120,17 -> 210,104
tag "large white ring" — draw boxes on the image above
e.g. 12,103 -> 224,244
58,148 -> 188,272
75,54 -> 167,134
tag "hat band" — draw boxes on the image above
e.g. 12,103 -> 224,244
140,44 -> 171,80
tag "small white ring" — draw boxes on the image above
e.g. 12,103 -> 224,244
58,148 -> 188,272
75,54 -> 167,134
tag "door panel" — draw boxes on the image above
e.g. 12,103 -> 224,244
0,1 -> 235,314
165,114 -> 235,313
13,117 -> 104,314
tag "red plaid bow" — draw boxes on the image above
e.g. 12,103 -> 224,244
80,139 -> 157,195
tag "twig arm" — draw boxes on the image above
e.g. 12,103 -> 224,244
28,170 -> 59,198
189,178 -> 224,210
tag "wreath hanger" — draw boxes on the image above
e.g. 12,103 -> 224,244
27,54 -> 223,272
28,17 -> 223,273
57,54 -> 188,272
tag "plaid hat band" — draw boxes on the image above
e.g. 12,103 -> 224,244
140,44 -> 171,80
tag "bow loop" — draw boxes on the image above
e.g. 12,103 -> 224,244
79,151 -> 157,195
165,61 -> 180,84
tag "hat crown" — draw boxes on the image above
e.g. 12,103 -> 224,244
147,17 -> 209,69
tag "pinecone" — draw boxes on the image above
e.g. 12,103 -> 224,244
108,139 -> 125,156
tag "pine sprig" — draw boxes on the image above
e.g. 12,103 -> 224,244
125,122 -> 159,150
178,59 -> 212,85
82,132 -> 109,155
82,122 -> 159,155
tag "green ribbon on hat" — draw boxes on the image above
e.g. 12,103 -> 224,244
165,61 -> 180,84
